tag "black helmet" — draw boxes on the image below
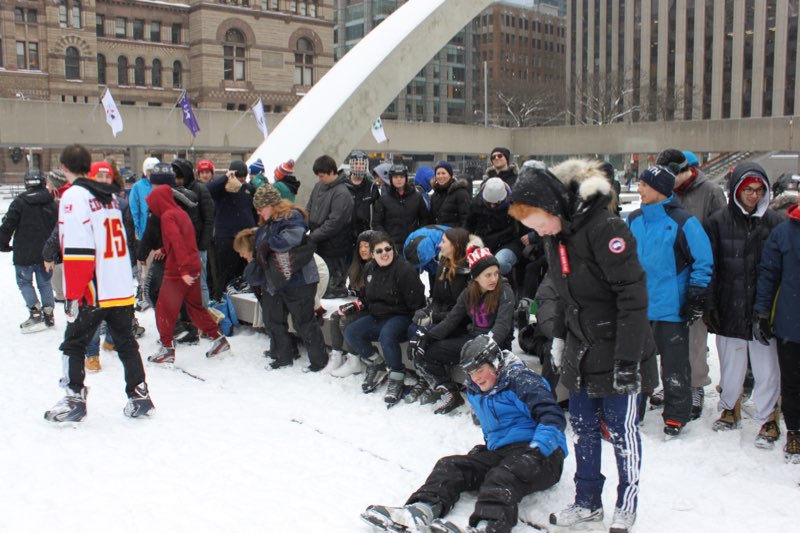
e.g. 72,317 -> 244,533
459,336 -> 503,374
171,158 -> 195,181
389,164 -> 408,177
24,170 -> 45,189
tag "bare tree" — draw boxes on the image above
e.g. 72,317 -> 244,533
496,84 -> 565,127
568,71 -> 641,126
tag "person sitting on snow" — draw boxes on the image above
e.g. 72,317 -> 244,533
362,336 -> 566,533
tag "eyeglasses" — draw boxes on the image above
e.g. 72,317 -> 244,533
373,247 -> 393,255
491,154 -> 505,160
742,187 -> 766,196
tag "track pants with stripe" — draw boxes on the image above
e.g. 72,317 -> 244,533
569,388 -> 641,514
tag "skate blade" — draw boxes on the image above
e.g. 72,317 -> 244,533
360,511 -> 408,532
785,453 -> 800,464
754,439 -> 777,450
21,324 -> 48,334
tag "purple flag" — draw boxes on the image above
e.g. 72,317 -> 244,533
179,92 -> 200,137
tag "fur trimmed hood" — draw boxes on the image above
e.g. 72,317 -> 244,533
549,158 -> 613,202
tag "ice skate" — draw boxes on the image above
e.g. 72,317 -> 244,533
44,387 -> 88,423
321,350 -> 345,375
433,386 -> 464,415
205,336 -> 231,358
148,343 -> 175,364
362,361 -> 388,394
330,353 -> 364,377
384,372 -> 406,407
42,306 -> 55,328
664,419 -> 685,438
648,388 -> 664,408
691,387 -> 704,420
20,305 -> 46,334
549,504 -> 603,527
124,382 -> 155,418
404,379 -> 430,404
361,503 -> 434,532
609,508 -> 636,533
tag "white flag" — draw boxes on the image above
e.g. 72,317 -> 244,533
252,98 -> 269,140
371,117 -> 387,144
101,89 -> 123,137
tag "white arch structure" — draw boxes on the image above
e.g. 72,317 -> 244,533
247,0 -> 493,185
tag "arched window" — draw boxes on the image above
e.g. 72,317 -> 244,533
97,54 -> 106,84
134,57 -> 145,85
152,59 -> 162,87
294,38 -> 314,86
118,56 -> 128,85
223,28 -> 246,81
65,46 -> 80,80
172,60 -> 182,88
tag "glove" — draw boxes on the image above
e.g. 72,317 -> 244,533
753,314 -> 772,346
413,307 -> 433,328
514,298 -> 533,330
550,338 -> 565,372
703,308 -> 721,333
64,300 -> 80,323
612,359 -> 641,395
407,328 -> 429,362
681,286 -> 707,325
338,300 -> 363,316
530,424 -> 564,458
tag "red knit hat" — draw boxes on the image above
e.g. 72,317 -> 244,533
466,245 -> 499,278
735,176 -> 766,199
274,159 -> 295,180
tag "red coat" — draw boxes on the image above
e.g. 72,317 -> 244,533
145,185 -> 201,279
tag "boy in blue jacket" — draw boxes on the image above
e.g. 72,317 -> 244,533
362,336 -> 566,533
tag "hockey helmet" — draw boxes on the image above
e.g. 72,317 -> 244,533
349,151 -> 369,179
24,170 -> 46,189
459,336 -> 503,374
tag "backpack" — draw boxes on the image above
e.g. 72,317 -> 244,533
211,293 -> 239,336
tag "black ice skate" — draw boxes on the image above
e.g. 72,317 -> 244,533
124,383 -> 155,418
44,387 -> 88,423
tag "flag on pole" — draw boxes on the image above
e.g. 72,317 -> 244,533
252,98 -> 269,140
101,89 -> 123,137
179,91 -> 201,137
371,117 -> 387,144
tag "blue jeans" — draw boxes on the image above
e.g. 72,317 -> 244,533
199,250 -> 209,307
15,264 -> 54,309
494,247 -> 518,276
343,314 -> 412,372
85,322 -> 114,357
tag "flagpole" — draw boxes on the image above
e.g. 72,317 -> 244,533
159,89 -> 186,130
225,105 -> 253,135
81,88 -> 106,129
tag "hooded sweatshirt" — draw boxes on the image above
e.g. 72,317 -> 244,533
145,185 -> 201,280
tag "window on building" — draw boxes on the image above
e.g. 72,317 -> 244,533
151,21 -> 160,42
96,14 -> 105,36
294,37 -> 314,85
134,57 -> 145,85
71,1 -> 81,28
16,41 -> 39,70
97,54 -> 106,84
224,29 -> 246,81
58,2 -> 68,28
152,59 -> 162,87
118,56 -> 129,85
290,1 -> 297,13
65,46 -> 80,79
116,17 -> 126,38
308,1 -> 317,17
133,19 -> 144,40
15,8 -> 24,22
172,24 -> 182,44
172,60 -> 182,88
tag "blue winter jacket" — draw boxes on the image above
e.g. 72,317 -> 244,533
466,358 -> 568,456
627,196 -> 713,322
754,207 -> 800,344
129,177 -> 152,238
255,209 -> 319,296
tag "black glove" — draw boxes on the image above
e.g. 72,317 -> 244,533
412,307 -> 433,328
703,308 -> 721,333
0,244 -> 11,252
681,286 -> 707,325
753,314 -> 772,346
514,298 -> 533,330
407,328 -> 429,362
338,300 -> 363,316
612,359 -> 641,395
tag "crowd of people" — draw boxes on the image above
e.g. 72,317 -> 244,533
2,142 -> 799,533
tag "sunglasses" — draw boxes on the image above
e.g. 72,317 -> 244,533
373,246 -> 394,255
491,154 -> 505,160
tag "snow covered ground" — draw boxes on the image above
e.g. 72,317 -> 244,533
0,191 -> 798,533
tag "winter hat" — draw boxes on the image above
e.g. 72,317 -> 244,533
88,161 -> 112,179
735,175 -> 767,199
481,177 -> 509,204
373,163 -> 392,185
196,159 -> 215,173
24,170 -> 45,189
252,183 -> 282,209
274,159 -> 295,180
414,166 -> 435,193
491,147 -> 511,162
150,163 -> 177,187
656,148 -> 689,176
434,160 -> 454,178
683,150 -> 700,168
142,157 -> 160,175
466,244 -> 499,279
229,160 -> 248,178
510,165 -> 571,217
171,159 -> 194,181
47,168 -> 67,189
638,166 -> 675,198
249,159 -> 265,176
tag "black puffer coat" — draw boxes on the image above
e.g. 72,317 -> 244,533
372,183 -> 429,248
182,171 -> 215,251
0,186 -> 57,266
705,163 -> 783,339
362,255 -> 426,319
307,171 -> 355,257
466,196 -> 522,256
346,176 -> 381,237
430,178 -> 471,228
429,259 -> 471,323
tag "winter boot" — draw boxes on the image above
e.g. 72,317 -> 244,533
712,399 -> 741,431
419,386 -> 443,405
85,355 -> 102,373
691,387 -> 704,420
361,503 -> 435,532
755,404 -> 782,449
384,372 -> 406,407
44,386 -> 88,423
649,388 -> 664,408
362,358 -> 388,394
206,336 -> 231,358
42,306 -> 55,328
609,508 -> 636,533
124,382 -> 155,418
148,343 -> 175,364
266,358 -> 293,370
20,305 -> 46,334
664,419 -> 685,437
549,504 -> 604,527
785,430 -> 800,464
321,350 -> 345,375
330,353 -> 365,378
404,379 -> 430,404
433,385 -> 464,415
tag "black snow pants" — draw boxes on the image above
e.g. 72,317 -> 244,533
406,442 -> 564,533
652,320 -> 692,425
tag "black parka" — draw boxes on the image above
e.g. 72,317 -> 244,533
430,178 -> 471,228
0,186 -> 57,266
429,259 -> 471,323
372,182 -> 429,248
182,171 -> 215,251
362,255 -> 426,319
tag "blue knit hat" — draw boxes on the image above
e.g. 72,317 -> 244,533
414,166 -> 435,193
434,160 -> 454,178
249,159 -> 265,176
